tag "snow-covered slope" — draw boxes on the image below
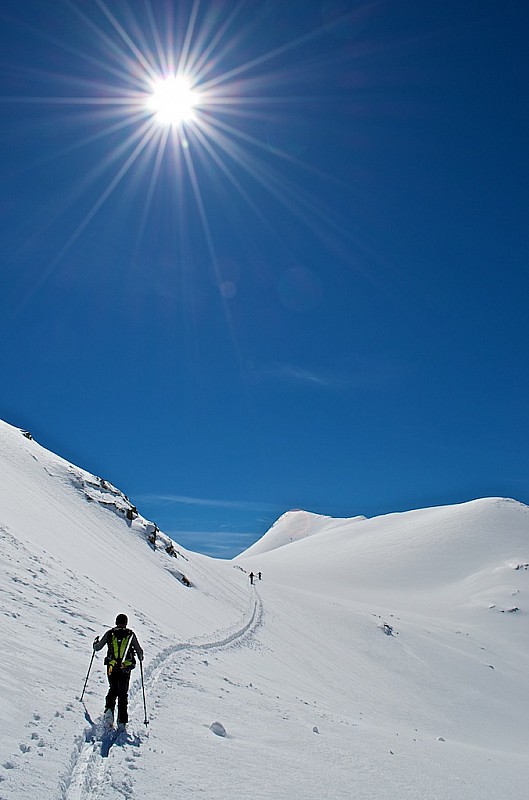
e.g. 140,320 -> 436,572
236,502 -> 529,798
240,508 -> 366,557
1,417 -> 529,800
240,499 -> 529,616
0,420 -> 252,797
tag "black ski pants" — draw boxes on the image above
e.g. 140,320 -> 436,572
105,667 -> 131,723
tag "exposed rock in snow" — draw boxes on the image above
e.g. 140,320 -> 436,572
209,721 -> 227,737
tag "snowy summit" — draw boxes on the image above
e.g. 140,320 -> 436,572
1,417 -> 529,799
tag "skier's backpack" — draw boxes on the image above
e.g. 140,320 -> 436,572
106,627 -> 136,675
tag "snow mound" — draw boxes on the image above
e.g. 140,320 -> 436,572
241,508 -> 366,557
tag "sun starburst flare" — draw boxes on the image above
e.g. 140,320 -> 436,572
7,0 -> 365,323
146,75 -> 200,126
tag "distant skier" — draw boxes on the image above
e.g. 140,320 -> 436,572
93,614 -> 144,730
258,572 -> 262,580
249,571 -> 254,585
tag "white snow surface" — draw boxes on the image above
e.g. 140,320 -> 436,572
240,508 -> 366,557
1,418 -> 529,799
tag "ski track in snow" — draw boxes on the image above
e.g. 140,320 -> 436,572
59,590 -> 263,800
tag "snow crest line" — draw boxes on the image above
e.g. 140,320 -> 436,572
60,592 -> 262,800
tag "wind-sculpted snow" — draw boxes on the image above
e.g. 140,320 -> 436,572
1,417 -> 529,799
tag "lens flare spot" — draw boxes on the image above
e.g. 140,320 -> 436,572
220,281 -> 237,299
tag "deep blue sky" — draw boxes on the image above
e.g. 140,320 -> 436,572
1,0 -> 528,557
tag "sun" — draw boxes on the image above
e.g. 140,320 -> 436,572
146,75 -> 200,126
21,0 -> 344,289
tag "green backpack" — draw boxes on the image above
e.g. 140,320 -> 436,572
107,628 -> 135,675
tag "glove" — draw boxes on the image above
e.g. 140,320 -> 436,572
93,636 -> 99,650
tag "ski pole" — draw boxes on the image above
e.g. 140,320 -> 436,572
140,659 -> 149,727
80,649 -> 96,703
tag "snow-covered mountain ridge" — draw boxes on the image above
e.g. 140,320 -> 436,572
1,418 -> 529,800
240,497 -> 529,616
240,508 -> 367,557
